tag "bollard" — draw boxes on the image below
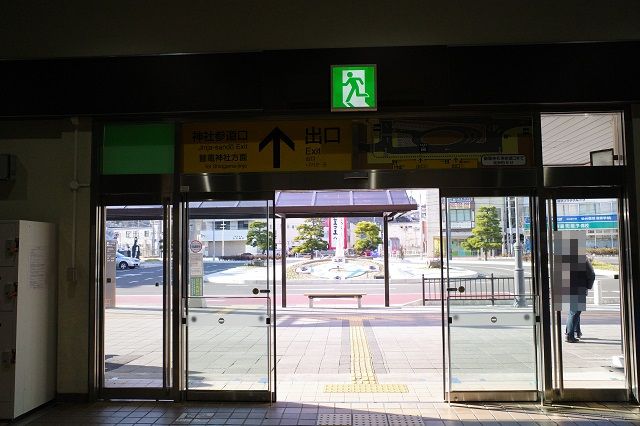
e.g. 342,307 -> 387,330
514,242 -> 526,307
593,279 -> 601,306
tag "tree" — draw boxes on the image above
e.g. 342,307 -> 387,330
353,221 -> 382,254
292,218 -> 328,254
246,221 -> 273,254
461,206 -> 502,260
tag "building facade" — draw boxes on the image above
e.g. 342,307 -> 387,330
0,0 -> 640,407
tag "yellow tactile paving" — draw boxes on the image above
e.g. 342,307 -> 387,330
350,319 -> 376,384
325,317 -> 408,393
324,384 -> 409,393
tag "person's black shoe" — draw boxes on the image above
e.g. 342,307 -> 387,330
577,332 -> 583,338
565,335 -> 579,343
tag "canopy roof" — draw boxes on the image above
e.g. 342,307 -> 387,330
274,190 -> 416,217
106,190 -> 417,219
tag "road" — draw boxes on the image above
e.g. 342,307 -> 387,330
116,262 -> 414,296
115,262 -> 244,294
115,257 -> 616,297
112,257 -> 618,309
453,260 -> 533,278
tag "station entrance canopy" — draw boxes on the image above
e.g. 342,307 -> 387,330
105,190 -> 418,219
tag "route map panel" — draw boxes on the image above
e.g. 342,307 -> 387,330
353,116 -> 534,170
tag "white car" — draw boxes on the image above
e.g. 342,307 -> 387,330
116,252 -> 140,270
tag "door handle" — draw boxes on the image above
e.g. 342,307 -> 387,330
253,288 -> 271,294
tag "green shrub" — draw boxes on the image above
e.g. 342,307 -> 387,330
587,247 -> 618,256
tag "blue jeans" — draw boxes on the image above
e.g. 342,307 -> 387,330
566,310 -> 582,338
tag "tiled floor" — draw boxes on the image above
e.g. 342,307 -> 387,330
104,305 -> 625,398
90,301 -> 630,425
10,400 -> 640,425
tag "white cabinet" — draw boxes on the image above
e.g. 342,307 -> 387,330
0,221 -> 56,420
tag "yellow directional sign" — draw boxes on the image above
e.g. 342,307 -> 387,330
182,120 -> 353,173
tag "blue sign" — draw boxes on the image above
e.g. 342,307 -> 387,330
524,214 -> 618,230
558,214 -> 617,223
524,214 -> 617,224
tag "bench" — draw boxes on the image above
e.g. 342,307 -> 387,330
304,293 -> 366,308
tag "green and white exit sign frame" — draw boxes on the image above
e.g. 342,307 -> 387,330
331,65 -> 377,112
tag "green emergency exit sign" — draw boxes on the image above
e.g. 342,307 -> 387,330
331,65 -> 377,112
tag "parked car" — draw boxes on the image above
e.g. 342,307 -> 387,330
116,252 -> 140,270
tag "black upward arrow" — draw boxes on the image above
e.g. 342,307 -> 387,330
258,127 -> 295,168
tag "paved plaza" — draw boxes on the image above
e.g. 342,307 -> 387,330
97,258 -> 628,425
105,304 -> 625,400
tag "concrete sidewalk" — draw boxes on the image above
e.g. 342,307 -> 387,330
104,304 -> 625,402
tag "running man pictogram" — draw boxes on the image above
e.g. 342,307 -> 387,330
342,71 -> 369,107
331,65 -> 377,111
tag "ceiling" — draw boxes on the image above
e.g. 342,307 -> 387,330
1,1 -> 639,59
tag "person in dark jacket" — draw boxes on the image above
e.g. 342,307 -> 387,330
565,258 -> 596,343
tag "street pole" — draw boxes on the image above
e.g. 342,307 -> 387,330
513,197 -> 526,307
221,222 -> 225,257
420,192 -> 425,259
212,223 -> 216,258
445,198 -> 452,261
507,197 -> 513,256
502,198 -> 508,255
514,240 -> 526,307
189,219 -> 205,308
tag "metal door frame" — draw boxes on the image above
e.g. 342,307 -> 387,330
89,108 -> 638,404
439,190 -> 541,402
540,187 -> 631,402
180,191 -> 276,403
96,199 -> 174,400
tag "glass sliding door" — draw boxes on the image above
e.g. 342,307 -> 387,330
101,203 -> 172,398
442,195 -> 538,401
185,198 -> 275,401
546,196 -> 628,399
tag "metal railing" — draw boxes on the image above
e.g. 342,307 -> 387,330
421,274 -> 533,305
